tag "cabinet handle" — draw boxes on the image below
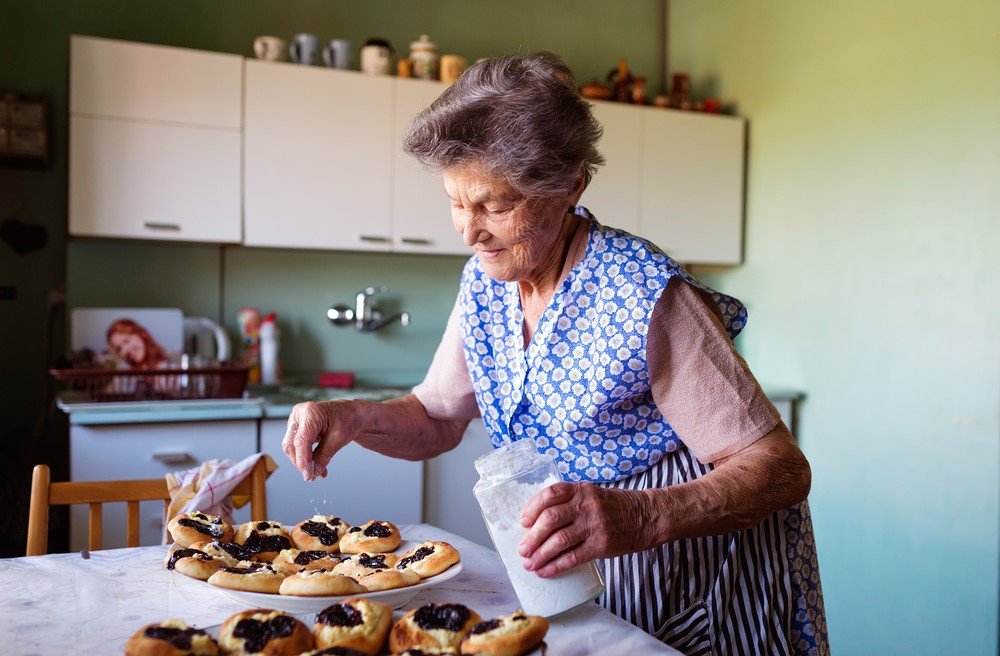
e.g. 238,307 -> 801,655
151,451 -> 193,465
400,237 -> 433,246
144,222 -> 182,232
358,235 -> 390,243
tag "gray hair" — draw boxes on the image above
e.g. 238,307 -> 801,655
403,52 -> 605,198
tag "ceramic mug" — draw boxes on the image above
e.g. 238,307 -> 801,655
360,38 -> 393,75
322,39 -> 353,69
253,36 -> 286,61
440,54 -> 468,84
289,33 -> 321,65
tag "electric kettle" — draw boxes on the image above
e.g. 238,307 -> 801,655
183,316 -> 231,362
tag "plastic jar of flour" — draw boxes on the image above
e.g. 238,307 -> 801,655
473,439 -> 605,617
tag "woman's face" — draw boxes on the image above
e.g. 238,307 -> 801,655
443,168 -> 569,282
109,331 -> 146,365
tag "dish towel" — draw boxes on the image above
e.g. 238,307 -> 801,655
163,452 -> 277,544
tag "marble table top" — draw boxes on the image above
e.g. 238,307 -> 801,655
0,523 -> 681,655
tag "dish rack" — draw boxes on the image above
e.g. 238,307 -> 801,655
49,365 -> 249,402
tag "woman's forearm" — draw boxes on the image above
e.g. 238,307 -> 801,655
641,425 -> 812,545
351,394 -> 469,461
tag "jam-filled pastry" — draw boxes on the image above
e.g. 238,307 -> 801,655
167,511 -> 233,548
291,515 -> 351,552
279,569 -> 366,597
337,520 -> 401,554
394,650 -> 459,655
219,609 -> 313,655
189,540 -> 254,567
163,547 -> 226,581
272,548 -> 344,574
125,618 -> 219,656
460,611 -> 549,656
358,567 -> 420,592
333,553 -> 400,581
312,597 -> 392,655
389,604 -> 482,654
300,648 -> 371,656
234,520 -> 293,562
395,541 -> 461,579
206,560 -> 286,594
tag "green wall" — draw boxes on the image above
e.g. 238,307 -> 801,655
2,0 -> 665,428
671,1 -> 1000,654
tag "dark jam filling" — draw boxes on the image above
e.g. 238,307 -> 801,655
294,550 -> 333,566
242,532 -> 292,555
215,541 -> 253,561
145,626 -> 208,649
397,546 -> 434,569
220,562 -> 268,575
317,603 -> 364,627
356,553 -> 388,570
471,618 -> 503,635
178,517 -> 223,538
166,548 -> 207,570
256,521 -> 272,531
233,615 -> 296,654
413,603 -> 471,632
300,520 -> 340,546
363,522 -> 392,538
312,648 -> 368,656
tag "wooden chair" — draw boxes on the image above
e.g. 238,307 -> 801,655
25,458 -> 268,556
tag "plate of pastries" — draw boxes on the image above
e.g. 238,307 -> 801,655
165,511 -> 463,613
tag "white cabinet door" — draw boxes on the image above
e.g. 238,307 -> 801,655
69,421 -> 257,551
244,61 -> 394,250
424,419 -> 493,548
639,109 -> 746,264
391,79 -> 467,255
259,419 -> 423,526
582,100 -> 642,234
70,36 -> 242,128
69,116 -> 242,242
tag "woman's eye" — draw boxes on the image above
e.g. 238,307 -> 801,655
487,206 -> 513,215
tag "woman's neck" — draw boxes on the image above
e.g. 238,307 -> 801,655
518,212 -> 584,344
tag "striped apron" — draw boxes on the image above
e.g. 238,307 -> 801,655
459,211 -> 829,654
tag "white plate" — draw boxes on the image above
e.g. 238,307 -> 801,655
215,561 -> 463,614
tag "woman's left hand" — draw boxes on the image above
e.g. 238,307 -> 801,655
517,482 -> 656,578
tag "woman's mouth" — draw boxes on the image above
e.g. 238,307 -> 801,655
476,247 -> 505,260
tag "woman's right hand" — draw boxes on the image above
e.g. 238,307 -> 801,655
282,400 -> 365,482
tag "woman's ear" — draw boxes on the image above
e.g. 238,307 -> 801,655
567,168 -> 587,206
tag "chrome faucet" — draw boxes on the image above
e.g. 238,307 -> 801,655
327,286 -> 410,332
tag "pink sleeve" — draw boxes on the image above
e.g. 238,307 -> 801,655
412,296 -> 481,421
647,278 -> 781,464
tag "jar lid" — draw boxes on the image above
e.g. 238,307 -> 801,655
410,34 -> 437,51
363,37 -> 393,50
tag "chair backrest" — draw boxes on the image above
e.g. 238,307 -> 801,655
26,459 -> 268,556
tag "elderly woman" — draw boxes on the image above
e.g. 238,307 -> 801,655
283,53 -> 828,655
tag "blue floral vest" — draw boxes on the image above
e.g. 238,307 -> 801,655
458,209 -> 749,483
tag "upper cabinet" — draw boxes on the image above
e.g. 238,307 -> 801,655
582,101 -> 642,235
68,36 -> 243,243
243,61 -> 394,250
391,78 -> 466,255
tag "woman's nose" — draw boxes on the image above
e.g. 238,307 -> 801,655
460,214 -> 487,247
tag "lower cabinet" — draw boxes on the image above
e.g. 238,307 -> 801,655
69,420 -> 257,551
259,419 -> 423,527
424,419 -> 493,548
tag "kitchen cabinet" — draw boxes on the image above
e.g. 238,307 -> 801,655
424,419 -> 493,547
258,419 -> 422,525
244,61 -> 395,251
639,109 -> 746,264
68,36 -> 243,243
69,420 -> 257,551
581,101 -> 642,234
391,78 -> 466,255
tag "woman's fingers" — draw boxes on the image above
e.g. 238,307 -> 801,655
519,482 -> 575,528
522,524 -> 586,573
535,544 -> 589,578
518,499 -> 575,558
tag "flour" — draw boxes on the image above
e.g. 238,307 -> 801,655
477,473 -> 605,617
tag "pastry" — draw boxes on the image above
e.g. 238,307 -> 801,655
358,567 -> 420,592
333,553 -> 400,581
338,521 -> 401,554
312,597 -> 393,655
279,569 -> 366,597
300,649 -> 371,656
394,650 -> 459,655
167,512 -> 233,548
389,604 -> 482,653
273,548 -> 344,574
219,609 -> 313,655
125,618 -> 219,656
460,611 -> 549,656
234,520 -> 293,562
395,541 -> 461,578
189,540 -> 254,566
291,515 -> 351,552
206,561 -> 286,594
163,547 -> 225,581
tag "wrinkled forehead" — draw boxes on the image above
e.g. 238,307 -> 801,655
442,167 -> 520,204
